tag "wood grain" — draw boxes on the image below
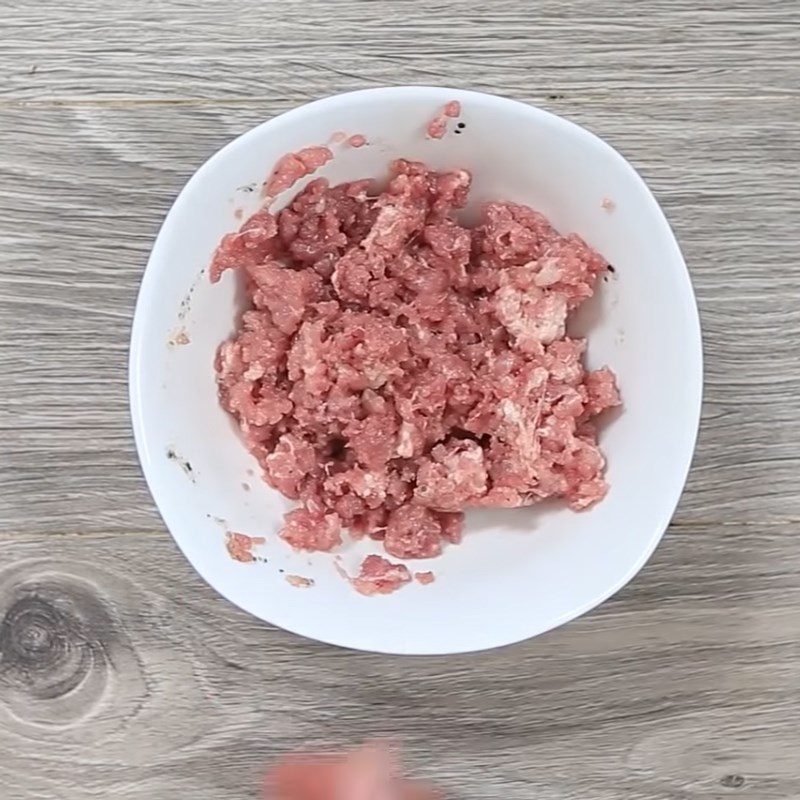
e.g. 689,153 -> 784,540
1,0 -> 798,103
1,0 -> 799,797
0,525 -> 798,800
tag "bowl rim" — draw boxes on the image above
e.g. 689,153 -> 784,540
129,85 -> 704,654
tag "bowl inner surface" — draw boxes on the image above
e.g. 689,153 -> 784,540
130,87 -> 702,654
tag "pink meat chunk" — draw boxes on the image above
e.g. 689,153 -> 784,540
384,504 -> 443,559
414,439 -> 488,511
427,100 -> 461,139
209,209 -> 279,283
225,532 -> 265,563
350,555 -> 412,596
212,157 -> 619,580
263,146 -> 333,199
280,507 -> 342,552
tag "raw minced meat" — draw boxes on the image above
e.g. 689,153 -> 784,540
345,555 -> 412,596
262,146 -> 334,200
211,158 -> 619,571
225,531 -> 265,563
285,574 -> 315,588
426,100 -> 461,139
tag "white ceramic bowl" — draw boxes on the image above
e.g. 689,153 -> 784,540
130,87 -> 702,654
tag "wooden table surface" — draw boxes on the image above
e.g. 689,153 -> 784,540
1,2 -> 799,798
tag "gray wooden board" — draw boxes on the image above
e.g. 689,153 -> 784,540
1,0 -> 799,797
1,526 -> 799,799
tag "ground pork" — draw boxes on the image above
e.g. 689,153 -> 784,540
225,532 -> 265,563
427,100 -> 461,138
345,555 -> 413,596
262,146 -> 333,199
212,158 -> 619,573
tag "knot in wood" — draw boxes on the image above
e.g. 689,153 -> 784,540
0,592 -> 93,699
